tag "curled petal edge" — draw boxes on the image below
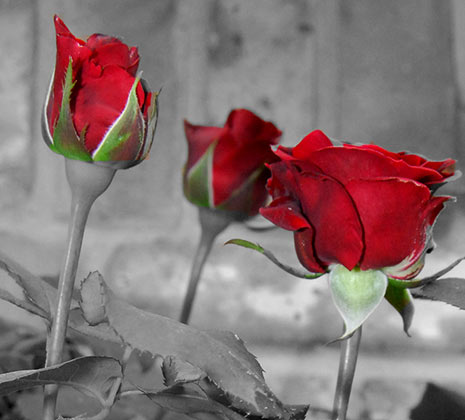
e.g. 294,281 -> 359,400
388,256 -> 465,289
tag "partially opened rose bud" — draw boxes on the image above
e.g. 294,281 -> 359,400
261,130 -> 456,279
259,129 -> 458,336
42,16 -> 158,169
180,109 -> 281,324
183,109 -> 281,219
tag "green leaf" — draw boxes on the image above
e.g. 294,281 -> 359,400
0,268 -> 304,420
225,238 -> 264,252
0,252 -> 80,319
92,77 -> 145,162
78,274 -> 107,326
384,280 -> 414,335
17,388 -> 101,420
76,272 -> 294,419
160,355 -> 306,419
0,251 -> 53,317
329,265 -> 388,338
0,356 -> 122,407
143,384 -> 250,420
162,356 -> 207,387
184,141 -> 216,208
206,330 -> 264,378
226,239 -> 324,279
0,288 -> 48,319
412,278 -> 465,310
142,384 -> 308,420
52,60 -> 92,162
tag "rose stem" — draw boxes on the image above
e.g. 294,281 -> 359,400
331,326 -> 362,420
179,207 -> 231,324
43,159 -> 116,420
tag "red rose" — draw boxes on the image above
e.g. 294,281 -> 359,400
42,16 -> 158,168
183,109 -> 282,218
260,130 -> 455,279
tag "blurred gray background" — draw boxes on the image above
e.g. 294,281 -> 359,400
1,1 -> 465,418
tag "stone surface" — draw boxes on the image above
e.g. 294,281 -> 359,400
0,0 -> 35,208
338,0 -> 456,163
205,0 -> 317,147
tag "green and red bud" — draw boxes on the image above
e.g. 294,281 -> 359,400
42,16 -> 158,169
183,109 -> 281,219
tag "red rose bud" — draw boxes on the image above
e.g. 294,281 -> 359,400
42,16 -> 158,169
260,130 -> 457,280
183,109 -> 282,218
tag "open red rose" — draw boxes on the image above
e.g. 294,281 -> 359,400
260,130 -> 456,279
42,16 -> 158,168
183,109 -> 281,218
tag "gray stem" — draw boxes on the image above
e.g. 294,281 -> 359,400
179,207 -> 231,324
331,326 -> 362,420
43,159 -> 115,420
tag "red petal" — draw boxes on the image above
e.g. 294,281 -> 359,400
135,82 -> 145,108
183,120 -> 225,171
221,167 -> 270,216
213,109 -> 280,206
296,172 -> 364,270
260,196 -> 310,231
347,143 -> 401,160
88,35 -> 140,76
274,145 -> 294,161
345,178 -> 448,270
426,195 -> 450,225
213,135 -> 276,205
248,168 -> 272,216
397,151 -> 456,178
142,91 -> 152,121
86,33 -> 122,48
73,65 -> 140,152
50,16 -> 91,131
310,147 -> 444,186
292,130 -> 333,159
126,47 -> 141,76
294,228 -> 326,273
264,161 -> 299,199
344,144 -> 454,185
225,109 -> 281,146
422,158 -> 456,178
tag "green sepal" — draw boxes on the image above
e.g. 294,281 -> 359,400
329,265 -> 388,339
92,76 -> 145,162
225,238 -> 324,279
52,59 -> 92,162
138,90 -> 159,160
184,141 -> 216,208
385,279 -> 414,335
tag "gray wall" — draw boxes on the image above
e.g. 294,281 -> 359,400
0,0 -> 464,348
